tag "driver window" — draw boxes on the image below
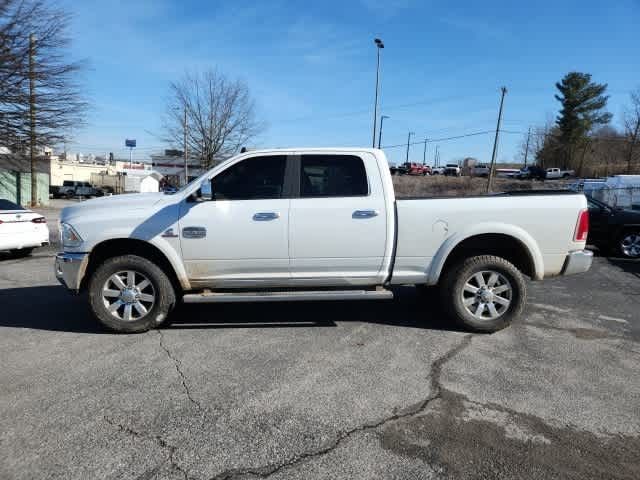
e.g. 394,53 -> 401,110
211,155 -> 287,200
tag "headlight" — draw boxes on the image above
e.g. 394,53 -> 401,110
60,223 -> 83,248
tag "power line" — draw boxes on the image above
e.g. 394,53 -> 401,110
382,130 -> 494,149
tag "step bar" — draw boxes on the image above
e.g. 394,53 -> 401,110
182,288 -> 394,304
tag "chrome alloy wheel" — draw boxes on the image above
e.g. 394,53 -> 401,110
621,233 -> 640,258
461,270 -> 512,320
102,270 -> 155,321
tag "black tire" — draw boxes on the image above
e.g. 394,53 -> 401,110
88,255 -> 176,333
616,229 -> 640,259
440,255 -> 526,333
9,247 -> 34,258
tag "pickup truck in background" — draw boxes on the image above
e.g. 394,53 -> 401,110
444,164 -> 462,176
516,165 -> 547,180
546,168 -> 575,179
389,162 -> 431,176
55,148 -> 592,333
471,164 -> 490,177
57,180 -> 102,199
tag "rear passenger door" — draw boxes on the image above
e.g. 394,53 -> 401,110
288,153 -> 388,286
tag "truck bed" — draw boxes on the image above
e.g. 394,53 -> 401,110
390,191 -> 587,285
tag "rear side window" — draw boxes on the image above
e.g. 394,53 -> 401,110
212,155 -> 287,200
0,199 -> 22,210
300,155 -> 368,197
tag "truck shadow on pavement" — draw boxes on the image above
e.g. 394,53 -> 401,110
0,285 -> 462,334
606,257 -> 640,278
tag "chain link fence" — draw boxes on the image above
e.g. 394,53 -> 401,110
581,186 -> 640,210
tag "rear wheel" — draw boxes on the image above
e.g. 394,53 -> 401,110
440,255 -> 526,332
618,230 -> 640,259
88,255 -> 176,332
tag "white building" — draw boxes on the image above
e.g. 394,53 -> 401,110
150,151 -> 204,187
123,170 -> 163,193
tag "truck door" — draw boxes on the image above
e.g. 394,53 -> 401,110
178,154 -> 292,288
288,153 -> 388,285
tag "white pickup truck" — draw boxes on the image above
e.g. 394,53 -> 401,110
546,167 -> 575,179
55,148 -> 592,333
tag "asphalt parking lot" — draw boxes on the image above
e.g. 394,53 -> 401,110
1,244 -> 639,479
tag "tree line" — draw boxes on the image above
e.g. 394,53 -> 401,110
0,0 -> 86,153
525,73 -> 640,176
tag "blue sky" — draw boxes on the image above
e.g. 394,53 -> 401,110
60,0 -> 640,165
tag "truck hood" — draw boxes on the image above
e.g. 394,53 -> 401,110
61,192 -> 168,223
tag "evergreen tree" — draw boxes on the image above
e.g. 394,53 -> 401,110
555,72 -> 611,169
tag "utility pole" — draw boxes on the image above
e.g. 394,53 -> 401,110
422,138 -> 428,165
523,126 -> 531,168
405,131 -> 414,163
486,86 -> 507,193
371,38 -> 384,147
183,107 -> 189,186
434,145 -> 439,167
29,34 -> 37,206
627,119 -> 640,174
378,115 -> 389,149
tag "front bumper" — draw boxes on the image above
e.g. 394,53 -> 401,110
561,249 -> 593,276
55,252 -> 88,292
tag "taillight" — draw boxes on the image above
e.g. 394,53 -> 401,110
574,209 -> 589,242
31,217 -> 47,224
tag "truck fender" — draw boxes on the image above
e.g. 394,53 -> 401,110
426,222 -> 545,284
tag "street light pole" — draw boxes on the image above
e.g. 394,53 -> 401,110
378,115 -> 389,149
371,38 -> 384,148
405,131 -> 414,163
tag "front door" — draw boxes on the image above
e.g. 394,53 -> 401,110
288,153 -> 388,286
179,154 -> 291,288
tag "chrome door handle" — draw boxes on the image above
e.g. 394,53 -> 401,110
182,226 -> 207,239
253,212 -> 280,221
352,210 -> 379,219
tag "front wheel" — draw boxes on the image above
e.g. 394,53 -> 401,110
88,255 -> 176,332
440,255 -> 526,332
10,247 -> 34,258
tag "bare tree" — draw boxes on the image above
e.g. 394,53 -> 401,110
163,70 -> 264,169
623,88 -> 640,174
0,0 -> 87,151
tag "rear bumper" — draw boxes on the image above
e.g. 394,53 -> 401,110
561,249 -> 593,276
54,252 -> 88,292
0,228 -> 49,251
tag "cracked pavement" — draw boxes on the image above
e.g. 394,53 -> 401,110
1,251 -> 639,479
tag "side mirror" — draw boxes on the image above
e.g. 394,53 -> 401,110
200,179 -> 213,201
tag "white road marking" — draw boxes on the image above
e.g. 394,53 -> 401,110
598,315 -> 629,325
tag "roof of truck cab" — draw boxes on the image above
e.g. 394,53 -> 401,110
239,147 -> 383,154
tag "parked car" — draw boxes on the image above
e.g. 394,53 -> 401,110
389,164 -> 406,175
444,164 -> 461,176
49,185 -> 62,199
405,162 -> 431,175
56,148 -> 592,334
546,168 -> 575,179
516,165 -> 546,180
0,199 -> 49,257
58,180 -> 101,198
586,196 -> 640,258
431,166 -> 445,175
471,164 -> 490,177
389,162 -> 430,176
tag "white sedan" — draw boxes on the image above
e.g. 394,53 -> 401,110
0,199 -> 50,257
